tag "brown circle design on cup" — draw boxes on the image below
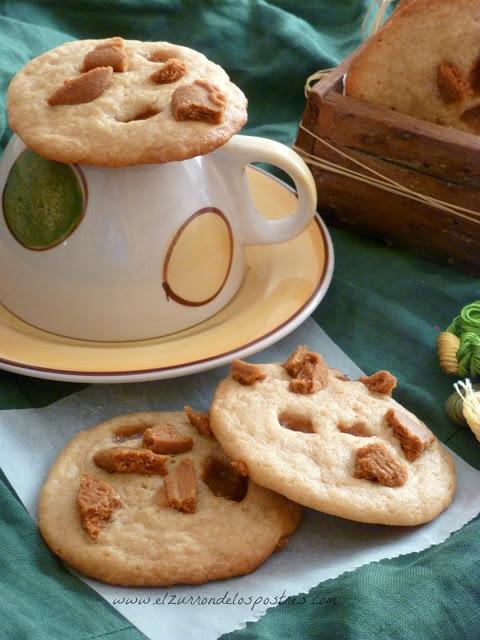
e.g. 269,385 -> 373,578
162,207 -> 233,307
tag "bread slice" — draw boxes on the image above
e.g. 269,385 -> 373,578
394,0 -> 417,12
345,0 -> 480,135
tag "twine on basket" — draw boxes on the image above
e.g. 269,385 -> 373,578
304,69 -> 335,97
293,124 -> 480,225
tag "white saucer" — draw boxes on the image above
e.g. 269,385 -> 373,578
0,168 -> 333,383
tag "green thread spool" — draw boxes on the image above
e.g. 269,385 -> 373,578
447,302 -> 480,336
456,332 -> 480,378
440,301 -> 480,378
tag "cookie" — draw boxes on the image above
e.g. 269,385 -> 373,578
345,0 -> 480,135
38,410 -> 301,586
210,349 -> 456,526
8,38 -> 247,166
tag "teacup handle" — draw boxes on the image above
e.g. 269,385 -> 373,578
224,134 -> 317,245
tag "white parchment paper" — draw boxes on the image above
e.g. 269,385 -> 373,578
0,318 -> 479,640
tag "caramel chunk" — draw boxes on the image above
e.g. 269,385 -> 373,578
282,345 -> 310,377
275,536 -> 290,552
469,55 -> 480,92
283,346 -> 329,395
76,474 -> 121,540
230,460 -> 249,476
113,421 -> 150,442
202,457 -> 248,502
162,458 -> 197,514
171,80 -> 226,124
156,485 -> 168,507
338,420 -> 371,437
360,370 -> 397,395
47,67 -> 113,105
150,58 -> 186,84
278,411 -> 314,433
231,359 -> 266,386
437,61 -> 471,104
82,37 -> 127,72
385,408 -> 435,461
143,423 -> 193,454
354,443 -> 407,487
461,104 -> 480,133
93,447 -> 168,475
184,405 -> 212,438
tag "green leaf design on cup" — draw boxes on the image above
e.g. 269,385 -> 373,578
3,149 -> 85,250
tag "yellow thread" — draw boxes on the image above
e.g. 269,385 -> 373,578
454,379 -> 480,441
437,332 -> 460,375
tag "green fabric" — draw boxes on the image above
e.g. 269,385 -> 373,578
224,512 -> 480,640
0,1 -> 479,639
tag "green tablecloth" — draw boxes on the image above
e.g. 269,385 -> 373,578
0,2 -> 479,638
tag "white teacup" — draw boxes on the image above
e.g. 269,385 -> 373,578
0,133 -> 316,341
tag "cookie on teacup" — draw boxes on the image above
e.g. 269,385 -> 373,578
38,409 -> 301,586
210,347 -> 456,526
8,38 -> 247,166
